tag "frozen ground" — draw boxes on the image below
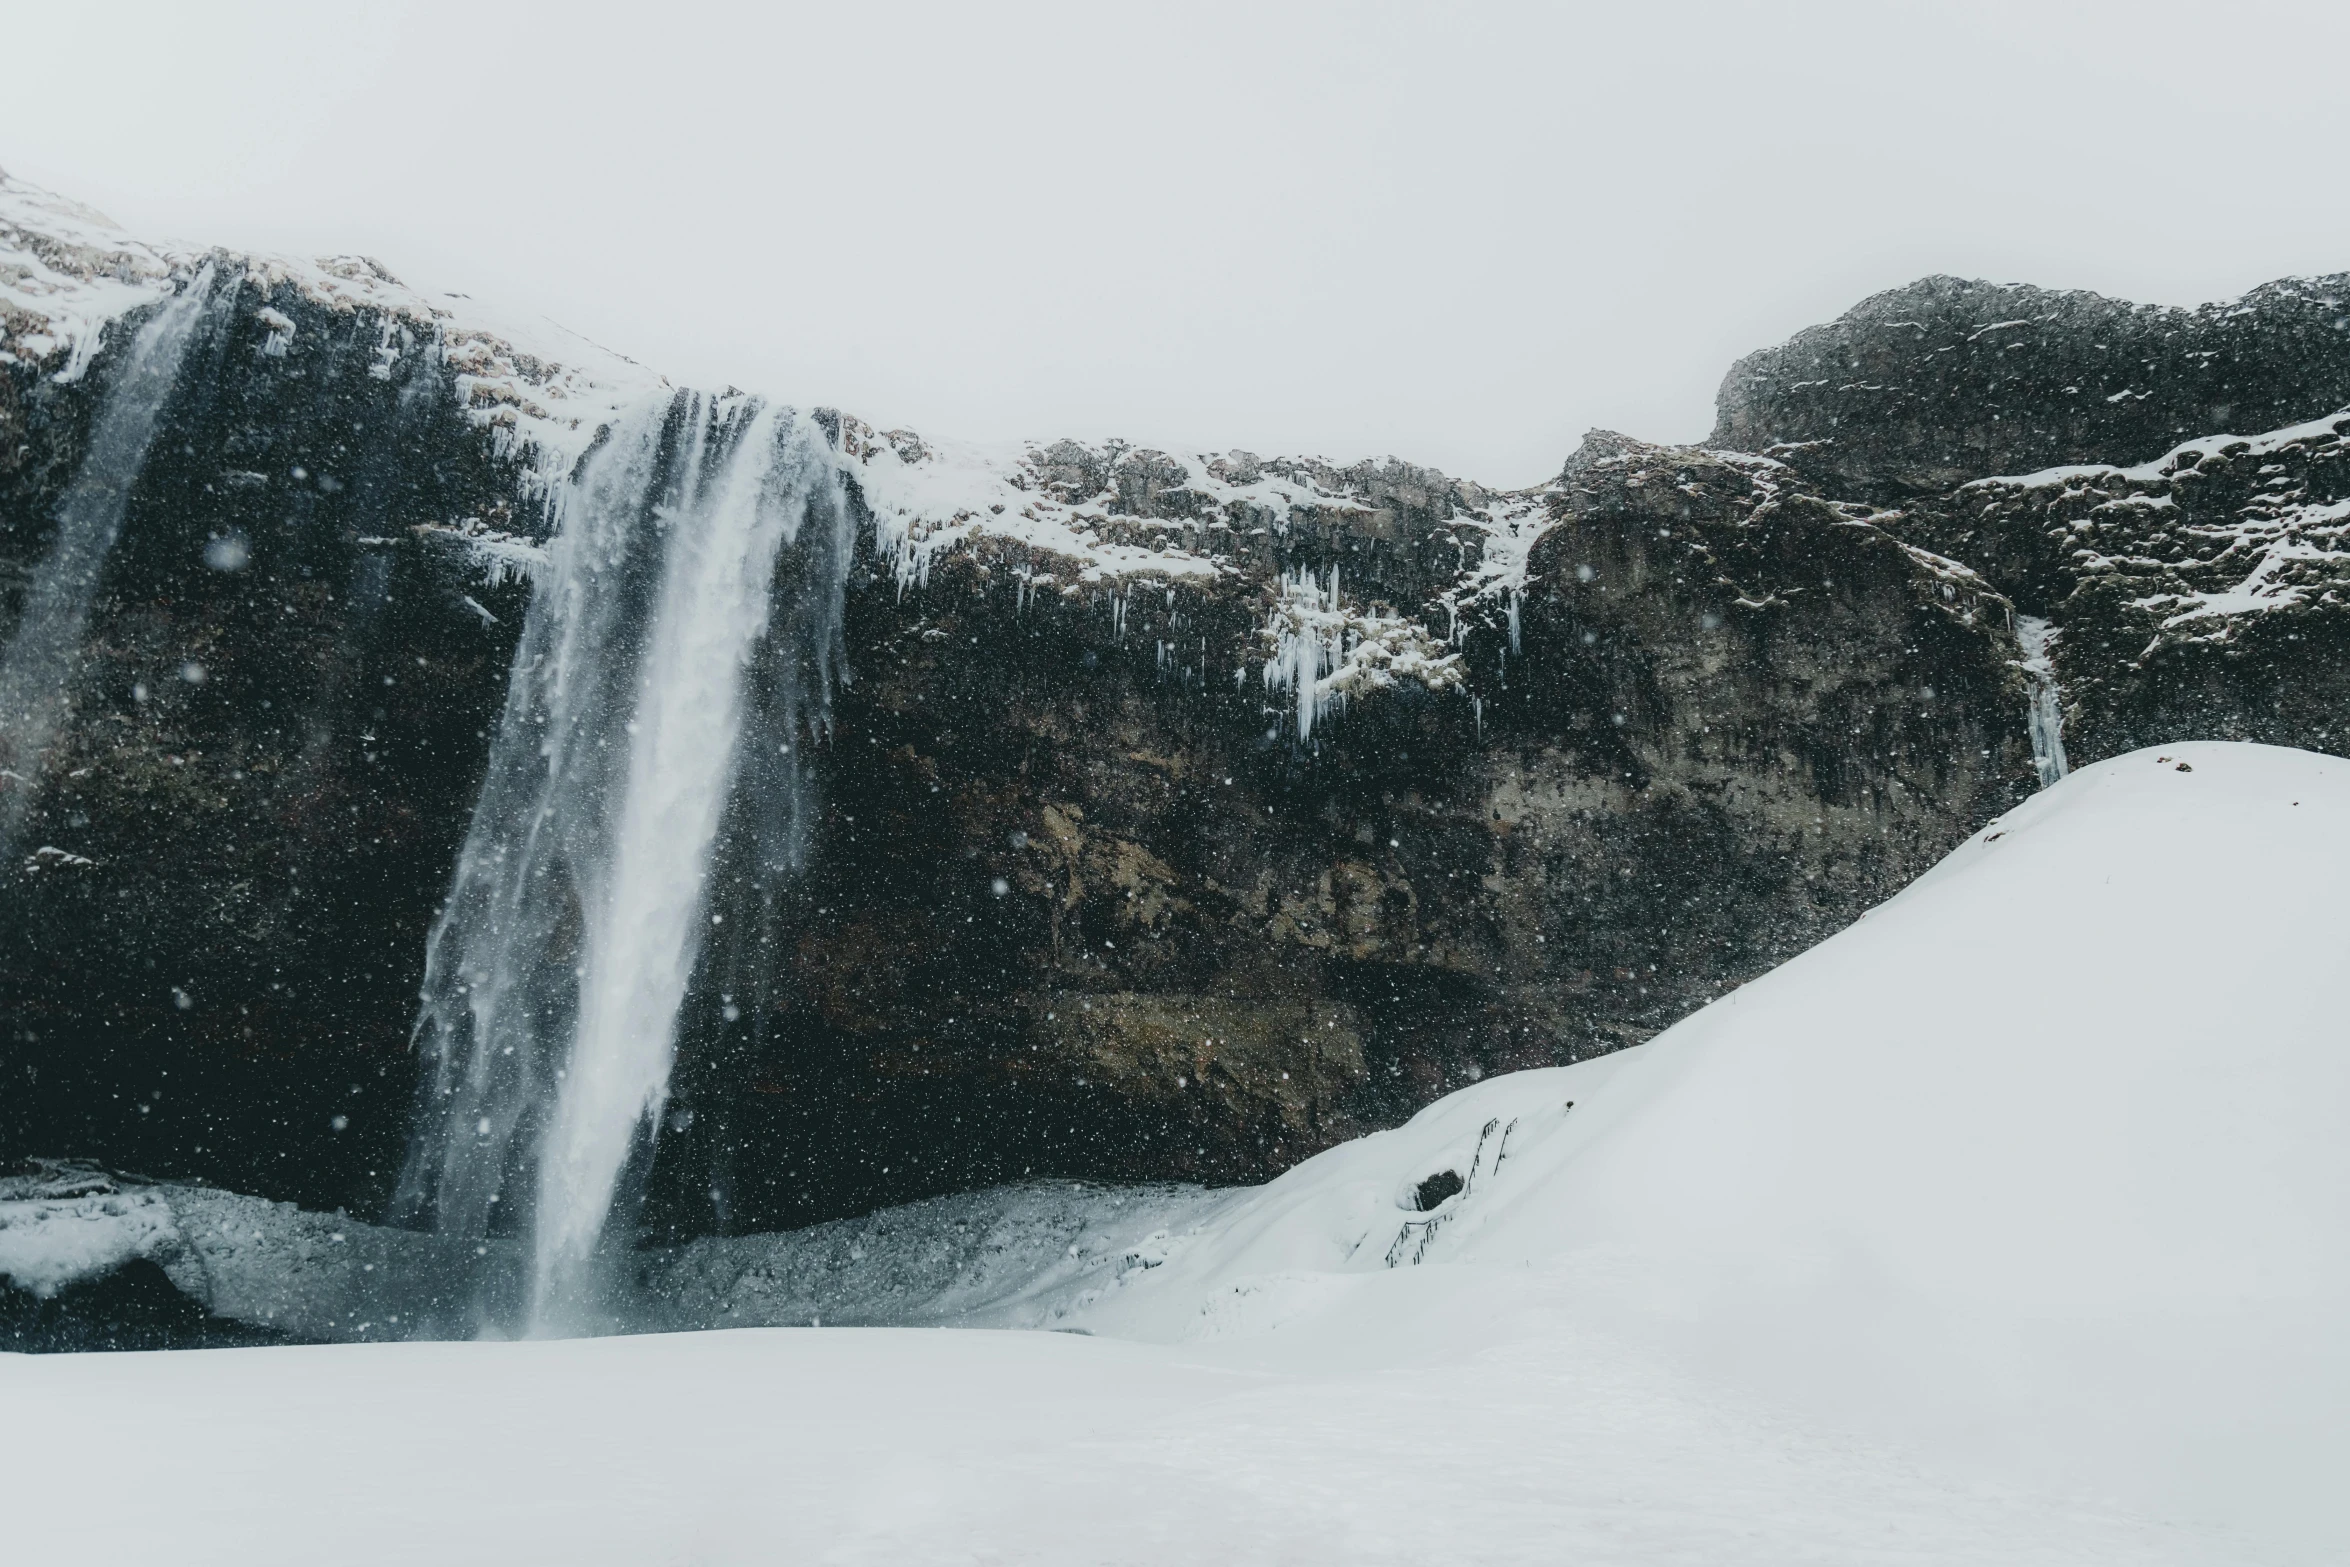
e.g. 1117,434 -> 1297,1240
5,740 -> 2346,1564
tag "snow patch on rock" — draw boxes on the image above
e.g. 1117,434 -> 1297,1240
1970,407 -> 2350,654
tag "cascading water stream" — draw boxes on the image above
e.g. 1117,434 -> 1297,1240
393,391 -> 849,1332
0,268 -> 218,857
2016,614 -> 2070,789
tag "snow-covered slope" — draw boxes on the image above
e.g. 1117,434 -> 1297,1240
4,741 -> 2343,1563
1050,740 -> 2350,1544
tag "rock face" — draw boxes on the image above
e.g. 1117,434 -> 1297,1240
1904,412 -> 2350,764
1715,273 -> 2350,499
1711,267 -> 2350,777
2,169 -> 2341,1248
2,265 -> 528,1214
665,433 -> 2026,1231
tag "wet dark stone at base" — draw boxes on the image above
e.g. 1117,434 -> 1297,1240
1,1258 -> 310,1354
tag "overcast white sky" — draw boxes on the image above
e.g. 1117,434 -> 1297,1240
6,0 -> 2348,484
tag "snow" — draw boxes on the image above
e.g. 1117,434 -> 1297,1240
0,1185 -> 180,1299
1427,486 -> 1555,639
1986,406 -> 2350,492
2125,490 -> 2350,630
0,1174 -> 1232,1342
0,166 -> 175,377
6,740 -> 2346,1563
641,1181 -> 1231,1332
846,425 -> 1233,594
1969,407 -> 2350,651
0,165 -> 665,496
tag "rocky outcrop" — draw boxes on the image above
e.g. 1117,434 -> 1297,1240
623,429 -> 2029,1233
1710,269 -> 2350,777
1714,273 -> 2350,500
1900,410 -> 2350,763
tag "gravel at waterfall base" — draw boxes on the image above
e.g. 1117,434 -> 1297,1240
5,741 -> 2346,1565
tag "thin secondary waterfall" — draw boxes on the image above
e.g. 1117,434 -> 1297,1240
0,268 -> 217,856
393,391 -> 850,1330
2016,614 -> 2070,789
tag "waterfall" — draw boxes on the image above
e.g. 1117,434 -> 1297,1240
2016,614 -> 2069,789
392,391 -> 850,1331
0,268 -> 217,857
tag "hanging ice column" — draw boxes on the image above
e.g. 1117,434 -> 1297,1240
1263,567 -> 1346,741
0,268 -> 218,857
2016,614 -> 2070,789
392,391 -> 850,1328
1259,566 -> 1466,742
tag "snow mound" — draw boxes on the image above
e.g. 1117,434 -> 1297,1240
0,1169 -> 180,1299
639,1180 -> 1231,1332
1059,739 -> 2350,1546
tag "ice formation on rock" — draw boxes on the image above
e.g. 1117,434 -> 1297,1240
1259,567 -> 1464,741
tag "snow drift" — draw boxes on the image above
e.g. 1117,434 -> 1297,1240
1056,740 -> 2350,1541
3,741 -> 2345,1563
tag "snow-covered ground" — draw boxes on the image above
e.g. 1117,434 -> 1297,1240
6,739 -> 2347,1564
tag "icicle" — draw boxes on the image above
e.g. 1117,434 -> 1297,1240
369,316 -> 404,379
1263,566 -> 1342,742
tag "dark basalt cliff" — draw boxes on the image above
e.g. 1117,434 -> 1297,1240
1717,271 -> 2350,777
679,435 -> 2025,1231
4,182 -> 2346,1243
3,273 -> 530,1212
1716,273 -> 2350,499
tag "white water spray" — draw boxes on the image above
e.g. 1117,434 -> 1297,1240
531,401 -> 830,1319
0,269 -> 216,854
394,392 -> 849,1330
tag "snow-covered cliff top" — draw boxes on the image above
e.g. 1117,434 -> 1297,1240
4,165 -> 1562,706
2,165 -> 665,476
